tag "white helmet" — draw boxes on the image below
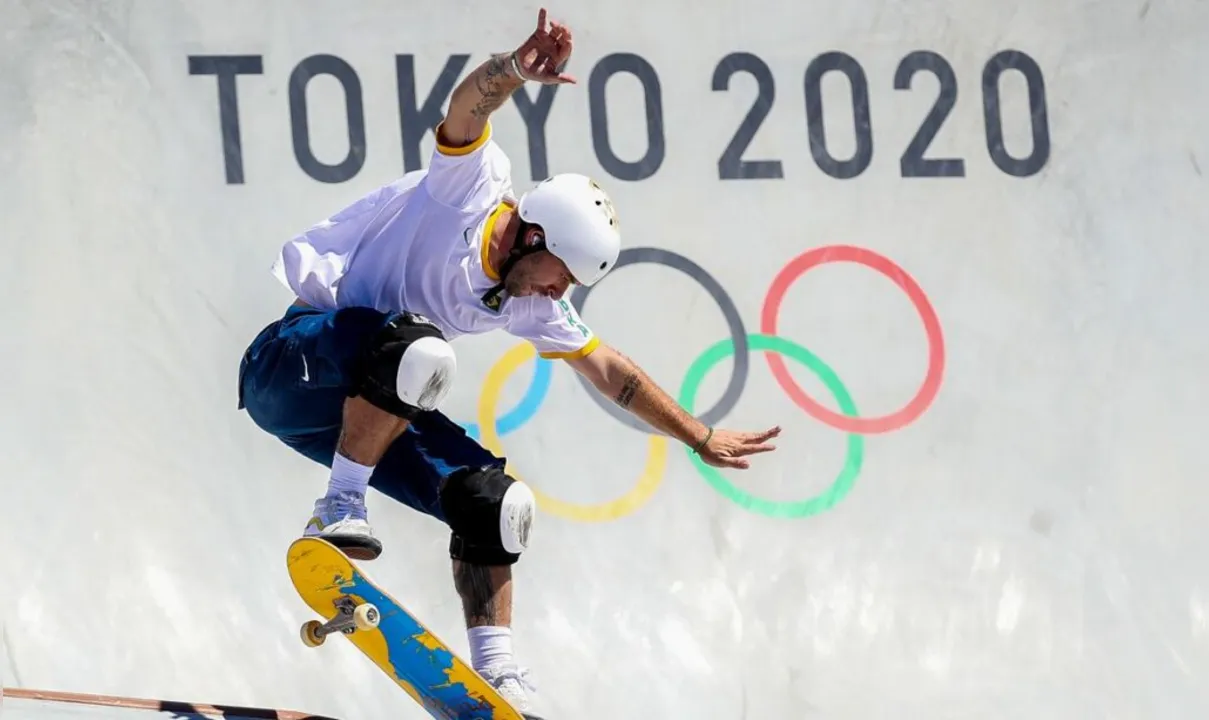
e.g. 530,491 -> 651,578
517,173 -> 621,286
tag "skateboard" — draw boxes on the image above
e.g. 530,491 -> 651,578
286,537 -> 526,720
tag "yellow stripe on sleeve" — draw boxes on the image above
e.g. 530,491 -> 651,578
539,336 -> 601,360
435,121 -> 492,156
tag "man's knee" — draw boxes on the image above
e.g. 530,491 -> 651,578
351,312 -> 456,420
439,465 -> 536,566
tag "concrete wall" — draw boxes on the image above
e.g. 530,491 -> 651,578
3,1 -> 1208,718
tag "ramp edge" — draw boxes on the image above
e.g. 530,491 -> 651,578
1,688 -> 340,719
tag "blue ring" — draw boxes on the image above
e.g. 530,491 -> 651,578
460,354 -> 553,440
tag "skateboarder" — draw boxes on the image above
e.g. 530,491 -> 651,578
237,8 -> 780,717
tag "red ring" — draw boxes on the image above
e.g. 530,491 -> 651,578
760,245 -> 945,434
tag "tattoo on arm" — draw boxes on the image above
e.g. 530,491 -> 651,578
602,349 -> 706,445
453,561 -> 499,626
615,371 -> 640,408
469,53 -> 515,124
440,51 -> 525,148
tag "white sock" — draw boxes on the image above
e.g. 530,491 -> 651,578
467,626 -> 513,671
328,453 -> 373,497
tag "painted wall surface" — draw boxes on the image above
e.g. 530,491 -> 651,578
3,1 -> 1208,718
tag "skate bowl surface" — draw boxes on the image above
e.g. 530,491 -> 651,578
2,1 -> 1208,719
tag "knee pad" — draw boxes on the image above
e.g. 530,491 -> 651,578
352,312 -> 456,420
440,465 -> 535,566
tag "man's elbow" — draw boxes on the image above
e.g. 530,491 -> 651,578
566,342 -> 618,390
434,118 -> 478,153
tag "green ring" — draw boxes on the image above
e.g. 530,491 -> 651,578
678,334 -> 865,518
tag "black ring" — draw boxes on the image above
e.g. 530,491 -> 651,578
569,247 -> 749,435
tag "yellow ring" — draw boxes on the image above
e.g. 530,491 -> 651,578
476,342 -> 667,522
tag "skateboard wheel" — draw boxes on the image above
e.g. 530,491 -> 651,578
353,603 -> 380,631
300,620 -> 326,647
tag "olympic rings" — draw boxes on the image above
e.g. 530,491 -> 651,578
475,342 -> 668,522
460,354 -> 552,441
761,245 -> 945,434
680,334 -> 864,518
569,247 -> 749,434
451,243 -> 944,522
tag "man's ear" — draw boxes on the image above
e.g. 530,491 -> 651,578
526,226 -> 544,247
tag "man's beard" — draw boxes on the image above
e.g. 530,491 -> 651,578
504,273 -> 530,296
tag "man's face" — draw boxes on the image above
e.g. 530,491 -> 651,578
504,227 -> 576,298
505,250 -> 575,298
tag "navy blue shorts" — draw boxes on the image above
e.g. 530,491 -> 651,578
237,304 -> 505,523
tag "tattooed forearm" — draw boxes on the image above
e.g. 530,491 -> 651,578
453,561 -> 500,626
601,349 -> 708,447
469,53 -> 517,123
439,52 -> 526,147
615,371 -> 640,407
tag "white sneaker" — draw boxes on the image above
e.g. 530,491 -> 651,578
302,491 -> 383,561
478,663 -> 548,720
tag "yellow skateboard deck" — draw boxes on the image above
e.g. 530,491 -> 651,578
286,537 -> 525,719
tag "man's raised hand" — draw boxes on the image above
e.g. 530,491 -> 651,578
513,8 -> 576,84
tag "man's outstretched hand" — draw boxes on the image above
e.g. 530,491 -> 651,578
513,8 -> 576,84
697,426 -> 782,470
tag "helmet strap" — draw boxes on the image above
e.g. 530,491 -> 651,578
479,220 -> 546,311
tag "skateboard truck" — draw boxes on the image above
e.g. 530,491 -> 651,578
300,596 -> 380,647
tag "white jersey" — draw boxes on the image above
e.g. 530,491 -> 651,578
270,121 -> 599,360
